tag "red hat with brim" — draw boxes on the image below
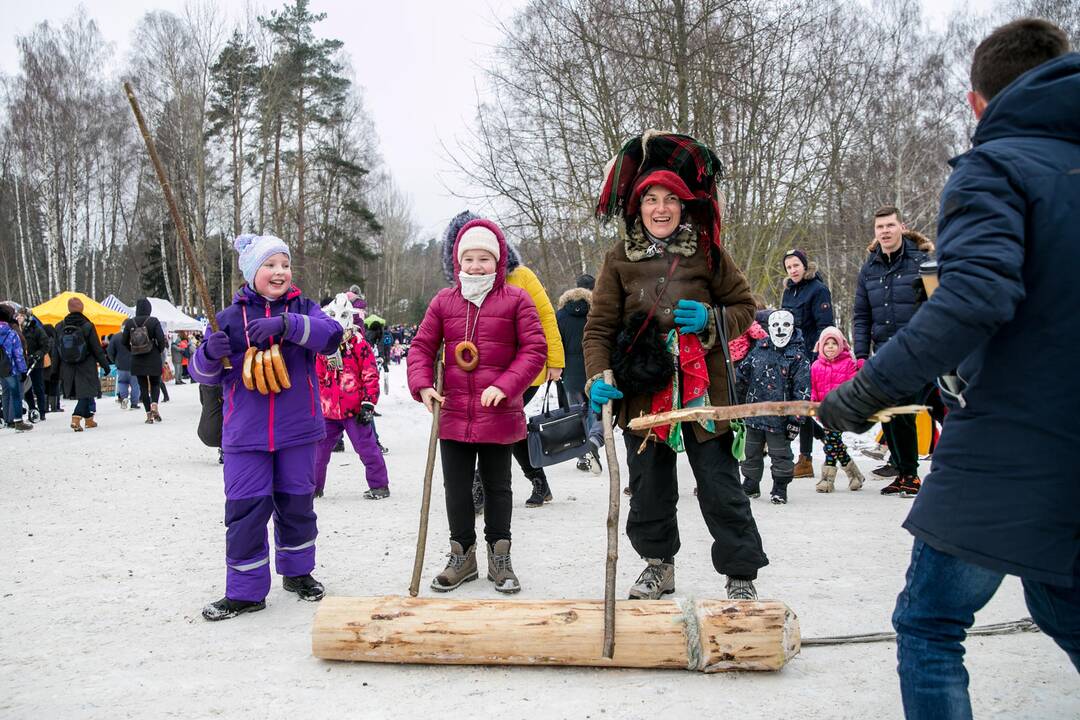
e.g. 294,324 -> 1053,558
627,169 -> 696,216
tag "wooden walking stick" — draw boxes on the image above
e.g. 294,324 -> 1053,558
601,370 -> 620,659
123,81 -> 230,369
409,354 -> 444,597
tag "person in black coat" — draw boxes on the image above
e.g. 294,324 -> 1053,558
58,297 -> 110,430
556,274 -> 603,474
16,308 -> 51,421
107,330 -> 141,410
41,324 -> 62,412
852,213 -> 934,492
122,298 -> 167,423
819,21 -> 1080,713
780,249 -> 834,476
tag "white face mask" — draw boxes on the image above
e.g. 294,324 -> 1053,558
459,271 -> 497,308
768,310 -> 795,348
321,293 -> 356,338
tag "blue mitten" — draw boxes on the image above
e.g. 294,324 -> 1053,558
589,380 -> 624,414
246,316 -> 286,345
673,299 -> 708,334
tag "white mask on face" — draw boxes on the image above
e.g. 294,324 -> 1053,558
459,271 -> 497,308
322,293 -> 356,337
768,310 -> 795,348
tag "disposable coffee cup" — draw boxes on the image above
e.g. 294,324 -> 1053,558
919,260 -> 939,298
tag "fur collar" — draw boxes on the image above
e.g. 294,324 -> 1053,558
866,229 -> 935,256
557,287 -> 592,309
623,217 -> 698,262
782,261 -> 820,291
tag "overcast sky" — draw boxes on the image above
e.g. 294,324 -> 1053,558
1,0 -> 994,239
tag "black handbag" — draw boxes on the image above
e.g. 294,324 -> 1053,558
526,380 -> 590,468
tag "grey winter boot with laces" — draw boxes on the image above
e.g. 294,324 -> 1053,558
628,558 -> 675,599
487,539 -> 521,594
430,541 -> 478,592
725,576 -> 758,601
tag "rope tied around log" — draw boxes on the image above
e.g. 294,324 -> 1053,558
677,597 -> 704,671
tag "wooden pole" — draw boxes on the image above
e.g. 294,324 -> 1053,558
123,81 -> 230,368
601,369 -> 619,659
312,595 -> 801,672
409,355 -> 444,597
627,402 -> 927,431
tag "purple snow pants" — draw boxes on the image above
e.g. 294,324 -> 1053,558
223,443 -> 318,602
314,418 -> 389,494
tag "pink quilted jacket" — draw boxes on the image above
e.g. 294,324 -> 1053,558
316,333 -> 380,420
810,328 -> 864,402
407,219 -> 547,445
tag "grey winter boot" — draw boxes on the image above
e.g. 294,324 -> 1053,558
628,559 -> 675,599
842,460 -> 865,491
430,541 -> 478,592
725,576 -> 758,600
816,465 -> 837,493
487,539 -> 521,594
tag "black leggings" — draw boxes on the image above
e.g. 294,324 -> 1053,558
441,439 -> 513,549
137,376 -> 162,412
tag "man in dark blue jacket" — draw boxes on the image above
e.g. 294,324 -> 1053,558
820,19 -> 1080,718
781,249 -> 833,478
852,210 -> 933,494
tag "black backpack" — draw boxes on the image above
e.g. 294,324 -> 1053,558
0,344 -> 11,378
60,324 -> 88,364
130,318 -> 154,355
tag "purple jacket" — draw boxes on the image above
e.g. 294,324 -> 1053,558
407,219 -> 547,445
189,285 -> 343,452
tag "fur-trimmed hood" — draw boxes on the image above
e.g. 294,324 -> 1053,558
866,229 -> 935,256
441,210 -> 522,284
557,287 -> 592,312
622,217 -> 698,262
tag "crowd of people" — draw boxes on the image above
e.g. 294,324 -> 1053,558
4,18 -> 1076,720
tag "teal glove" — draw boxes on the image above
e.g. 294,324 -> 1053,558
673,299 -> 709,334
589,380 -> 623,414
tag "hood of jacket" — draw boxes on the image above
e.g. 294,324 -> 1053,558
441,210 -> 521,284
972,52 -> 1080,148
866,229 -> 935,257
557,287 -> 592,314
135,298 -> 152,317
450,218 -> 510,291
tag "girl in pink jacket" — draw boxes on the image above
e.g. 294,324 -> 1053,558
314,293 -> 389,500
811,326 -> 866,493
408,218 -> 546,595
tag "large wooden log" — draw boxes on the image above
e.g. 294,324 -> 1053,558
312,595 -> 800,672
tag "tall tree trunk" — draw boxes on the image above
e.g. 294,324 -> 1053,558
160,218 -> 174,302
295,100 -> 307,277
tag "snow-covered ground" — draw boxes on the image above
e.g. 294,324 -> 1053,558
2,362 -> 1076,719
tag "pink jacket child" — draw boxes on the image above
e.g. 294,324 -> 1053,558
313,303 -> 389,499
810,326 -> 864,402
407,217 -> 546,595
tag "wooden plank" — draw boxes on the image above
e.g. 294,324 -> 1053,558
627,402 -> 927,431
312,596 -> 800,672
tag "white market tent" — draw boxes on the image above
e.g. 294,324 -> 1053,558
101,294 -> 135,317
146,297 -> 205,332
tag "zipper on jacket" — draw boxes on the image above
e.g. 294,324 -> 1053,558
265,300 -> 275,452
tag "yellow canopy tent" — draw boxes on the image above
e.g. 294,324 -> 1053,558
32,291 -> 129,338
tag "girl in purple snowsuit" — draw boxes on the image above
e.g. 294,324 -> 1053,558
190,234 -> 343,621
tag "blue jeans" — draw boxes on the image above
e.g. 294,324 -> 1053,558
74,397 -> 97,418
892,539 -> 1080,720
2,375 -> 22,423
116,370 -> 140,406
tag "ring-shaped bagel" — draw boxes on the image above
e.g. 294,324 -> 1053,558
263,350 -> 281,394
242,347 -> 257,391
454,340 -> 479,372
270,344 -> 291,389
253,350 -> 270,395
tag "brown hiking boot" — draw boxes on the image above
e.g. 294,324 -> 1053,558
71,416 -> 84,432
487,539 -> 521,594
430,541 -> 478,592
793,454 -> 814,478
83,416 -> 98,429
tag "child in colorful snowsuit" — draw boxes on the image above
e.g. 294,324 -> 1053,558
190,233 -> 343,621
736,310 -> 811,504
407,218 -> 546,594
314,293 -> 389,499
811,326 -> 866,492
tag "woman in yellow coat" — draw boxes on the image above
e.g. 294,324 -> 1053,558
441,212 -> 565,508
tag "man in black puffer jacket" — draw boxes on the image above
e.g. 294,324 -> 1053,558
852,207 -> 934,495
